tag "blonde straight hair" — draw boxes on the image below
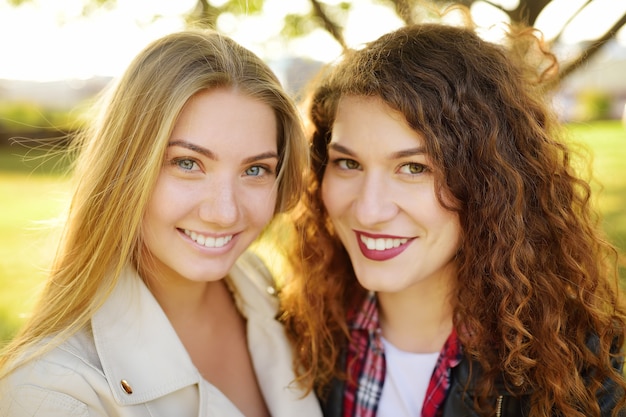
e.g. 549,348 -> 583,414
0,29 -> 307,377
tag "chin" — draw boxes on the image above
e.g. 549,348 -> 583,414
184,263 -> 233,283
355,277 -> 398,293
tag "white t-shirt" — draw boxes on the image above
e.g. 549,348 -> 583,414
377,337 -> 440,417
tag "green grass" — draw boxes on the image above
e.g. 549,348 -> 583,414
567,121 -> 626,251
0,146 -> 71,342
0,120 -> 625,344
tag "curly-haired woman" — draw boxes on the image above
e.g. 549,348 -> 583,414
281,16 -> 626,417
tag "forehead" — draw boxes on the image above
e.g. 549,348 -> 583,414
331,95 -> 425,150
170,88 -> 277,154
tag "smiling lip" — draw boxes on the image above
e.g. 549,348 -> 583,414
182,229 -> 235,249
355,231 -> 413,261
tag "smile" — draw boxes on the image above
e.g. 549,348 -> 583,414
355,231 -> 413,261
183,229 -> 233,248
360,235 -> 408,251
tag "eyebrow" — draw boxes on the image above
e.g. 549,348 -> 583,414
242,151 -> 279,164
168,140 -> 216,160
328,142 -> 426,159
168,140 -> 279,163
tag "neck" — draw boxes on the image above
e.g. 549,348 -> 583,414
377,265 -> 455,353
138,260 -> 229,321
151,278 -> 227,319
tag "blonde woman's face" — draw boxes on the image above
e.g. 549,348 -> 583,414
142,88 -> 278,285
322,95 -> 461,295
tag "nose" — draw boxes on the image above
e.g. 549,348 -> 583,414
198,177 -> 239,227
353,173 -> 398,227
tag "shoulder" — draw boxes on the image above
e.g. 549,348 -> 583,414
228,250 -> 279,318
228,252 -> 324,417
0,331 -> 107,416
0,382 -> 90,417
444,357 -> 530,417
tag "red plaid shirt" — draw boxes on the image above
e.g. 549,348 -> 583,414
343,292 -> 462,417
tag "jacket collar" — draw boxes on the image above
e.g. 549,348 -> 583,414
227,251 -> 323,417
91,266 -> 200,406
91,256 -> 321,416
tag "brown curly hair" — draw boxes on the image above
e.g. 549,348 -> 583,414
280,18 -> 626,417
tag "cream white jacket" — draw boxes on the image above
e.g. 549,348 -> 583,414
0,252 -> 321,417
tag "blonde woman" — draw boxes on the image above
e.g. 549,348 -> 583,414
0,30 -> 321,417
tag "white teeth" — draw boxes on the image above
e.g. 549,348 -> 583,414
184,229 -> 233,248
361,235 -> 408,251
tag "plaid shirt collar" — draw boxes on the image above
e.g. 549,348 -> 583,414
343,292 -> 462,417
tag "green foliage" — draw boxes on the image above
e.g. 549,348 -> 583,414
0,101 -> 85,134
575,89 -> 613,121
0,144 -> 72,175
282,1 -> 352,39
282,13 -> 317,38
222,0 -> 264,14
185,0 -> 266,29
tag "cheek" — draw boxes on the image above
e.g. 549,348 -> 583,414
321,173 -> 342,217
144,179 -> 181,224
437,211 -> 462,254
140,202 -> 163,257
320,184 -> 334,221
247,186 -> 278,225
142,188 -> 166,231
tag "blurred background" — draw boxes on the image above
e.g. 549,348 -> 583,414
1,0 -> 625,343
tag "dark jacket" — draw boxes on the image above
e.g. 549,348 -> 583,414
320,337 -> 625,417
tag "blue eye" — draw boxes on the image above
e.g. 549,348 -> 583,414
174,158 -> 198,171
245,166 -> 266,176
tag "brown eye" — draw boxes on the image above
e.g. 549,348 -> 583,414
338,159 -> 360,170
400,162 -> 427,175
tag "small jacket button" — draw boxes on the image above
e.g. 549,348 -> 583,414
120,379 -> 133,394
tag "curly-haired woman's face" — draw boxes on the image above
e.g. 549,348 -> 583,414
322,95 -> 461,295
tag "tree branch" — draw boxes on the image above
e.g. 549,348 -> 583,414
509,0 -> 551,25
309,0 -> 347,50
389,0 -> 416,25
550,0 -> 591,44
558,11 -> 626,80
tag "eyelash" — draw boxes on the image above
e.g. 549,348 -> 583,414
331,158 -> 429,176
245,165 -> 273,177
172,157 -> 199,171
398,162 -> 429,175
171,157 -> 274,178
334,158 -> 360,170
